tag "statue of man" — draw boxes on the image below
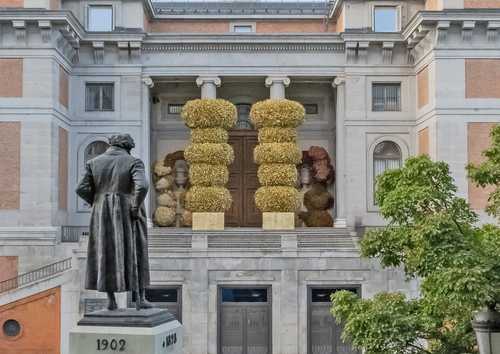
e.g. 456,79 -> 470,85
76,134 -> 152,311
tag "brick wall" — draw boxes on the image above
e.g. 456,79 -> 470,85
0,257 -> 18,282
59,66 -> 68,108
0,122 -> 21,210
336,6 -> 345,32
148,20 -> 335,33
418,127 -> 430,156
468,122 -> 497,210
417,66 -> 429,109
58,127 -> 68,210
0,287 -> 60,354
425,0 -> 442,10
465,0 -> 500,8
0,59 -> 22,97
466,59 -> 500,98
0,0 -> 23,7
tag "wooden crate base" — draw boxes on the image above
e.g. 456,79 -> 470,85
192,212 -> 225,231
262,212 -> 295,230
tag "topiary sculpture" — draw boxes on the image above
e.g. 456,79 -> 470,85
250,99 -> 305,212
182,99 -> 237,213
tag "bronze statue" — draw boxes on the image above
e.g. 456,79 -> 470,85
76,134 -> 152,311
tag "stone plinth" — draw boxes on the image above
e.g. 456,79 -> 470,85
70,308 -> 182,354
192,212 -> 224,230
262,212 -> 295,230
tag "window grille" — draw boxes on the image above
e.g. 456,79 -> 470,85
167,103 -> 184,115
373,141 -> 402,203
372,83 -> 401,112
304,104 -> 319,115
85,83 -> 114,111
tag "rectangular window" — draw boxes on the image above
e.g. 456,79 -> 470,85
85,83 -> 114,111
88,5 -> 113,32
372,83 -> 401,112
303,104 -> 319,115
167,103 -> 184,115
231,24 -> 255,33
374,6 -> 398,32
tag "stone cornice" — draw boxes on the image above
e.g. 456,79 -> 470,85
143,33 -> 344,52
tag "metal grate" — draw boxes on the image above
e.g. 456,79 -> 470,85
372,83 -> 401,112
0,258 -> 72,294
61,226 -> 89,242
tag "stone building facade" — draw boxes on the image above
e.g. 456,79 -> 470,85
0,0 -> 499,354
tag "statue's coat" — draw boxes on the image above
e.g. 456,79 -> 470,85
76,146 -> 150,292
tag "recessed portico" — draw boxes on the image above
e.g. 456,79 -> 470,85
146,75 -> 341,227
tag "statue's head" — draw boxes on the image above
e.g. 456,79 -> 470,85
108,134 -> 135,152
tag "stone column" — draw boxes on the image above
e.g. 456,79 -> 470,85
333,76 -> 347,228
141,76 -> 154,227
196,76 -> 221,99
265,76 -> 290,99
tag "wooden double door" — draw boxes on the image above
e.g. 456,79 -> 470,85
226,130 -> 262,227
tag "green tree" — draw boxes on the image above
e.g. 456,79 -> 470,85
331,125 -> 500,354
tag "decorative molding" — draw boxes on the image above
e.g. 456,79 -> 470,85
117,41 -> 129,63
265,76 -> 290,88
332,76 -> 345,87
12,20 -> 26,44
436,21 -> 450,43
196,76 -> 221,88
92,41 -> 104,64
358,41 -> 369,63
142,77 -> 154,88
130,41 -> 141,59
487,21 -> 500,42
345,42 -> 357,63
382,42 -> 394,64
462,21 -> 475,41
143,42 -> 345,53
38,20 -> 51,43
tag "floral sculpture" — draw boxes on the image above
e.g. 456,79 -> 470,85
250,99 -> 305,212
181,99 -> 237,213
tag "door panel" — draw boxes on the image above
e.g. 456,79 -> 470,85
221,306 -> 245,354
226,131 -> 261,227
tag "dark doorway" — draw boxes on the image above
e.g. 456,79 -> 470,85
218,286 -> 272,354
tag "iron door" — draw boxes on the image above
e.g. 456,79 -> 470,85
308,287 -> 360,354
219,287 -> 271,354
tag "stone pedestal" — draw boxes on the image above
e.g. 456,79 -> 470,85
192,212 -> 224,230
70,308 -> 182,354
262,212 -> 295,230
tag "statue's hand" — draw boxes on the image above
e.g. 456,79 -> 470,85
130,207 -> 139,220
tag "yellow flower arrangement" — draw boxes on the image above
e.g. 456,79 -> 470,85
250,99 -> 305,129
258,164 -> 297,186
186,186 -> 232,212
182,99 -> 237,129
258,127 -> 297,143
184,143 -> 234,165
254,143 -> 302,164
191,128 -> 229,144
255,186 -> 299,212
189,164 -> 229,186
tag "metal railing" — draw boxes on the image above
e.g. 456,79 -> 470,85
0,258 -> 72,294
61,226 -> 89,242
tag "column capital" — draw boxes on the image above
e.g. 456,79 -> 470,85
265,76 -> 290,88
196,76 -> 221,88
332,76 -> 346,88
142,76 -> 154,88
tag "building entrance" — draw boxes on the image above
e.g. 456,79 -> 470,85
226,130 -> 261,227
219,287 -> 271,354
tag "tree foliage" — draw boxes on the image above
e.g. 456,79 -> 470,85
331,128 -> 500,354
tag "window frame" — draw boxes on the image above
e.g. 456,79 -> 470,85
229,22 -> 256,33
85,82 -> 115,112
367,136 -> 408,212
87,4 -> 114,32
372,141 -> 402,204
371,82 -> 402,112
372,5 -> 400,33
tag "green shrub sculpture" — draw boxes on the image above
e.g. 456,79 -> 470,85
182,99 -> 236,212
250,99 -> 305,212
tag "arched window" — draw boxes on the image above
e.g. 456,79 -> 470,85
373,141 -> 402,194
84,140 -> 109,164
235,103 -> 252,129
